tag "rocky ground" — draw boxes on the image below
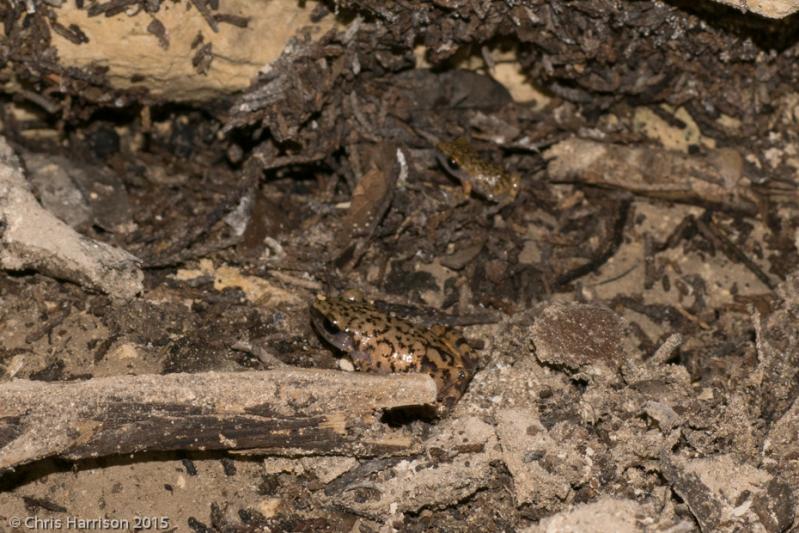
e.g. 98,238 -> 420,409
1,1 -> 799,531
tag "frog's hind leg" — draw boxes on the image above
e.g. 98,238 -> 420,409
432,326 -> 478,371
428,363 -> 475,416
434,375 -> 469,416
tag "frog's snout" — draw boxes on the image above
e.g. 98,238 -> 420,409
310,306 -> 355,353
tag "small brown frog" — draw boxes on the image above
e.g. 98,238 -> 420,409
436,137 -> 521,204
310,295 -> 476,414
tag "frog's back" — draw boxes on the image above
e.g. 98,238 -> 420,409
436,138 -> 520,204
312,296 -> 477,411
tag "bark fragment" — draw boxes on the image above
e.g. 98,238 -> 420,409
0,369 -> 438,471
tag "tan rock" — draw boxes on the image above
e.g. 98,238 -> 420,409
711,0 -> 799,18
521,497 -> 652,533
495,408 -> 576,507
49,0 -> 335,101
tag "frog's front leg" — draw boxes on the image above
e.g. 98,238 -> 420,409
349,349 -> 374,367
461,179 -> 473,199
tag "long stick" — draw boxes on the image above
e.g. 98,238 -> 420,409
0,369 -> 437,471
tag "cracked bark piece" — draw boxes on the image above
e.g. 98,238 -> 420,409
753,272 -> 799,422
23,151 -> 133,233
330,416 -> 497,519
440,239 -> 485,270
661,452 -> 795,532
335,142 -> 398,268
546,139 -> 757,214
766,395 -> 799,498
531,303 -> 632,381
0,136 -> 143,299
495,408 -> 581,508
23,153 -> 92,228
521,497 -> 655,533
642,400 -> 683,433
0,369 -> 437,471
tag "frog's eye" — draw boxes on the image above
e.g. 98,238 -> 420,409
320,316 -> 340,335
447,157 -> 461,170
311,307 -> 356,352
311,307 -> 337,333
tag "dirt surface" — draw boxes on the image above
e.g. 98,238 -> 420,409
1,0 -> 799,531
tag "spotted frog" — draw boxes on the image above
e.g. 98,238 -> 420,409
310,295 -> 477,413
436,137 -> 521,204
